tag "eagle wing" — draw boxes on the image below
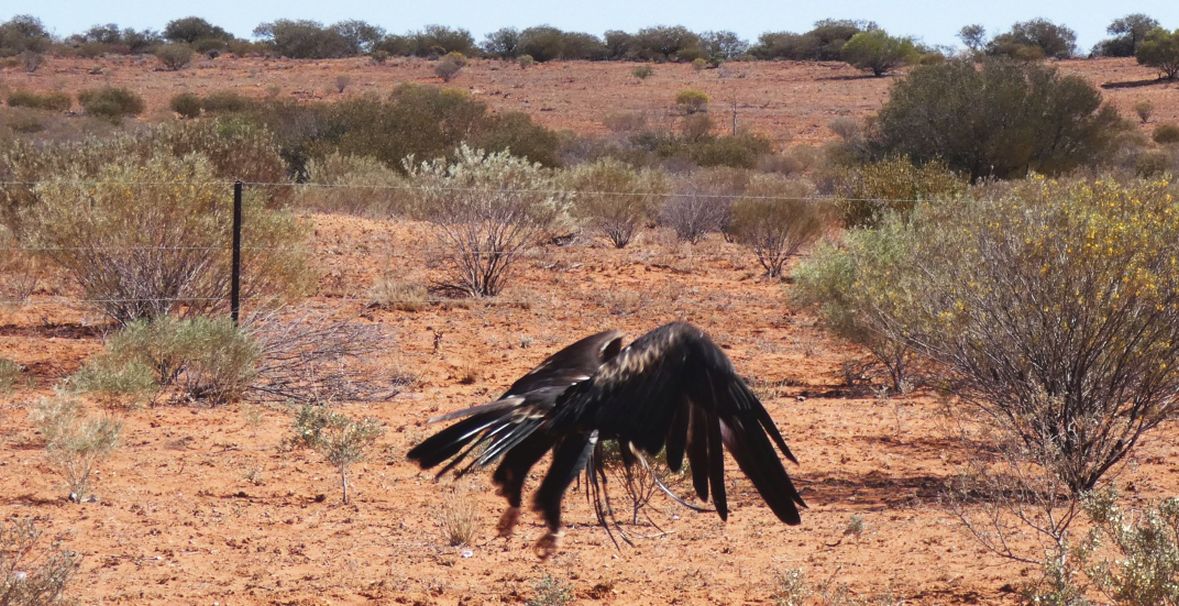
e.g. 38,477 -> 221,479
565,322 -> 804,524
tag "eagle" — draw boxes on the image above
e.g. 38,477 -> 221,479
407,322 -> 805,556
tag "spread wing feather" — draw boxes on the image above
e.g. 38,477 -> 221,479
571,322 -> 805,525
407,329 -> 623,482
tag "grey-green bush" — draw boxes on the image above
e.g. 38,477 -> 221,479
77,87 -> 144,122
7,90 -> 70,111
169,92 -> 202,118
872,59 -> 1126,181
726,175 -> 826,277
154,43 -> 193,70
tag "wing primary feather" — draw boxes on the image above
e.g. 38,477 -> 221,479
706,406 -> 728,521
427,397 -> 522,424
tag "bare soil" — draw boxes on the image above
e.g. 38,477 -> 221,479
2,56 -> 1177,145
1,56 -> 1177,605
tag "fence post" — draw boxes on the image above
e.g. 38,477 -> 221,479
230,180 -> 243,325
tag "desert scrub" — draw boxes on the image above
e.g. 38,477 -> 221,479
1154,122 -> 1179,144
407,144 -> 569,297
793,214 -> 919,392
438,495 -> 477,546
527,575 -> 573,606
726,174 -> 827,277
24,152 -> 309,324
289,405 -> 384,503
77,86 -> 144,123
1066,489 -> 1179,605
675,89 -> 709,114
169,92 -> 202,118
810,176 -> 1179,494
154,43 -> 193,70
73,316 -> 258,405
6,90 -> 70,111
298,152 -> 412,216
30,394 -> 122,502
0,518 -> 78,605
560,158 -> 666,248
0,358 -> 22,394
661,167 -> 750,244
836,156 -> 965,228
369,277 -> 429,311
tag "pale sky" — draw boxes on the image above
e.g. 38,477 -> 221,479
5,0 -> 1178,53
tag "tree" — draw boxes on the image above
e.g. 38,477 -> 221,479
253,19 -> 351,59
163,16 -> 232,44
957,24 -> 987,53
988,18 -> 1076,60
482,27 -> 520,58
872,59 -> 1126,181
841,29 -> 917,76
1137,28 -> 1179,80
700,30 -> 748,63
0,14 -> 50,55
330,19 -> 385,55
1096,13 -> 1159,56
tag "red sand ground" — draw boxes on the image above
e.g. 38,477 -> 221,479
1,56 -> 1177,605
2,55 -> 1177,145
2,216 -> 1177,605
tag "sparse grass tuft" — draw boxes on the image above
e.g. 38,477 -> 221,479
370,278 -> 429,311
0,358 -> 22,394
0,518 -> 78,605
527,574 -> 573,606
30,394 -> 122,502
439,496 -> 478,547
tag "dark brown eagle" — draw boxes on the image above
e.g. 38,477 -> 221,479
407,322 -> 805,556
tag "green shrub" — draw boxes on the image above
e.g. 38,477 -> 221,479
298,152 -> 410,215
25,152 -> 309,324
317,85 -> 561,170
1153,122 -> 1179,144
77,87 -> 144,122
1134,99 -> 1154,124
290,405 -> 384,503
841,29 -> 918,76
793,216 -> 917,391
199,90 -> 256,114
6,90 -> 70,111
3,108 -> 44,134
0,518 -> 78,605
687,133 -> 773,168
434,52 -> 465,82
726,175 -> 826,277
517,54 -> 535,68
1136,27 -> 1179,80
408,144 -> 569,297
561,158 -> 667,248
527,575 -> 573,606
169,92 -> 202,118
675,89 -> 709,114
873,59 -> 1127,181
661,167 -> 749,243
30,394 -> 122,501
1076,489 -> 1179,606
875,177 -> 1179,492
77,316 -> 259,405
471,111 -> 561,169
837,156 -> 965,228
632,64 -> 654,80
1135,149 -> 1173,177
154,43 -> 192,70
0,358 -> 21,394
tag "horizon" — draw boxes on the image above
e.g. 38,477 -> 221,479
4,1 -> 1179,55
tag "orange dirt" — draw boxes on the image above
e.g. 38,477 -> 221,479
2,56 -> 1177,145
1,56 -> 1178,605
2,216 -> 1177,605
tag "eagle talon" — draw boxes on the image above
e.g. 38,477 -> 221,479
496,507 -> 520,538
534,531 -> 561,559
